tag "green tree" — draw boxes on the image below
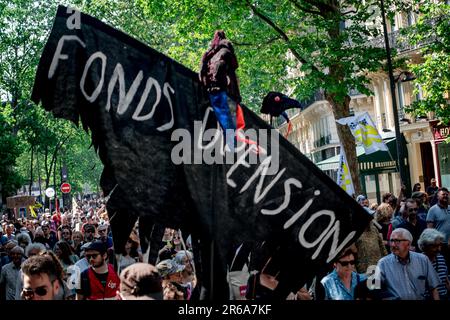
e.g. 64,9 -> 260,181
404,1 -> 450,125
77,0 -> 399,194
0,103 -> 23,200
1,0 -> 103,201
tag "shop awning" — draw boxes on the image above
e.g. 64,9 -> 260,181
316,138 -> 398,174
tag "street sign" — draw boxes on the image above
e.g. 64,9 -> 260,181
60,183 -> 71,194
45,187 -> 55,198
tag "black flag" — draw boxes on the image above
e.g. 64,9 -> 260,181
32,6 -> 371,299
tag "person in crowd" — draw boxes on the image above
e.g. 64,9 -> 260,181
355,220 -> 387,274
5,224 -> 15,241
21,251 -> 72,300
117,235 -> 140,274
0,246 -> 24,300
32,227 -> 50,250
158,229 -> 182,261
82,224 -> 96,243
76,240 -> 120,300
74,242 -> 91,274
156,258 -> 186,300
16,233 -> 32,251
59,225 -> 73,245
375,203 -> 394,252
25,243 -> 47,258
174,250 -> 197,300
418,228 -> 450,300
118,263 -> 163,300
412,183 -> 422,193
397,198 -> 427,251
40,221 -> 58,249
53,241 -> 79,272
1,241 -> 18,267
411,191 -> 429,221
97,223 -> 113,249
320,248 -> 367,300
427,188 -> 450,241
376,228 -> 440,300
427,178 -> 439,201
72,231 -> 84,257
356,195 -> 369,208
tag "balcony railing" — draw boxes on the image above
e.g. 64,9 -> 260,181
369,15 -> 443,53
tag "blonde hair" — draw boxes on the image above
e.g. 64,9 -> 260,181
375,203 -> 393,223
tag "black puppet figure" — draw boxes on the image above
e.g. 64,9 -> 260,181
260,92 -> 304,137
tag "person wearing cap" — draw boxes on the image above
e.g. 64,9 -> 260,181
82,224 -> 96,243
96,223 -> 113,250
156,259 -> 186,300
76,240 -> 120,300
356,195 -> 369,208
0,246 -> 24,300
118,263 -> 163,300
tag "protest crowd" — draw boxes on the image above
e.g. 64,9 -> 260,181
0,180 -> 449,301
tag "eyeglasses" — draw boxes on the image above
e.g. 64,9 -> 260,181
407,207 -> 418,212
85,253 -> 99,260
389,239 -> 409,244
338,260 -> 355,266
22,286 -> 48,299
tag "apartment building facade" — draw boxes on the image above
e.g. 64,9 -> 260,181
275,7 -> 448,204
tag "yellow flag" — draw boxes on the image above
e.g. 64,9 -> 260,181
337,112 -> 388,154
29,205 -> 37,218
337,148 -> 355,196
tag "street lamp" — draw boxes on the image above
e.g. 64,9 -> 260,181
380,0 -> 410,194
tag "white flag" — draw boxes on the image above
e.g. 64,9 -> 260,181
336,112 -> 388,154
337,147 -> 355,196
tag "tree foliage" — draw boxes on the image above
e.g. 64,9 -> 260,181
404,1 -> 450,125
0,0 -> 103,200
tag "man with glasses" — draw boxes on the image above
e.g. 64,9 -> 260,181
76,240 -> 120,300
20,252 -> 65,300
376,228 -> 440,300
398,199 -> 426,251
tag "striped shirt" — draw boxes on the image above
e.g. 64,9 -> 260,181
425,254 -> 449,299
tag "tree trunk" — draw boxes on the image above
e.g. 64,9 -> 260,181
29,146 -> 34,196
326,93 -> 362,196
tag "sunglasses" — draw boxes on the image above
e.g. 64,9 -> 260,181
22,286 -> 48,299
85,253 -> 100,260
389,239 -> 409,244
338,260 -> 355,266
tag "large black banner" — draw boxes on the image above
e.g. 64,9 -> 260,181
32,6 -> 371,299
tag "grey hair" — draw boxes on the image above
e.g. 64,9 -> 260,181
418,228 -> 445,251
16,233 -> 31,246
10,245 -> 24,255
391,228 -> 413,243
25,242 -> 47,257
174,250 -> 194,265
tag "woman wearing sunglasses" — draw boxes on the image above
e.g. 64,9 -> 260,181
320,248 -> 367,300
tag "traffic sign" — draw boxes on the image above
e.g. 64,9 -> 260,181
60,183 -> 71,194
45,187 -> 55,198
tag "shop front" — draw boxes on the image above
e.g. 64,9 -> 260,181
316,135 -> 410,204
431,121 -> 450,188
